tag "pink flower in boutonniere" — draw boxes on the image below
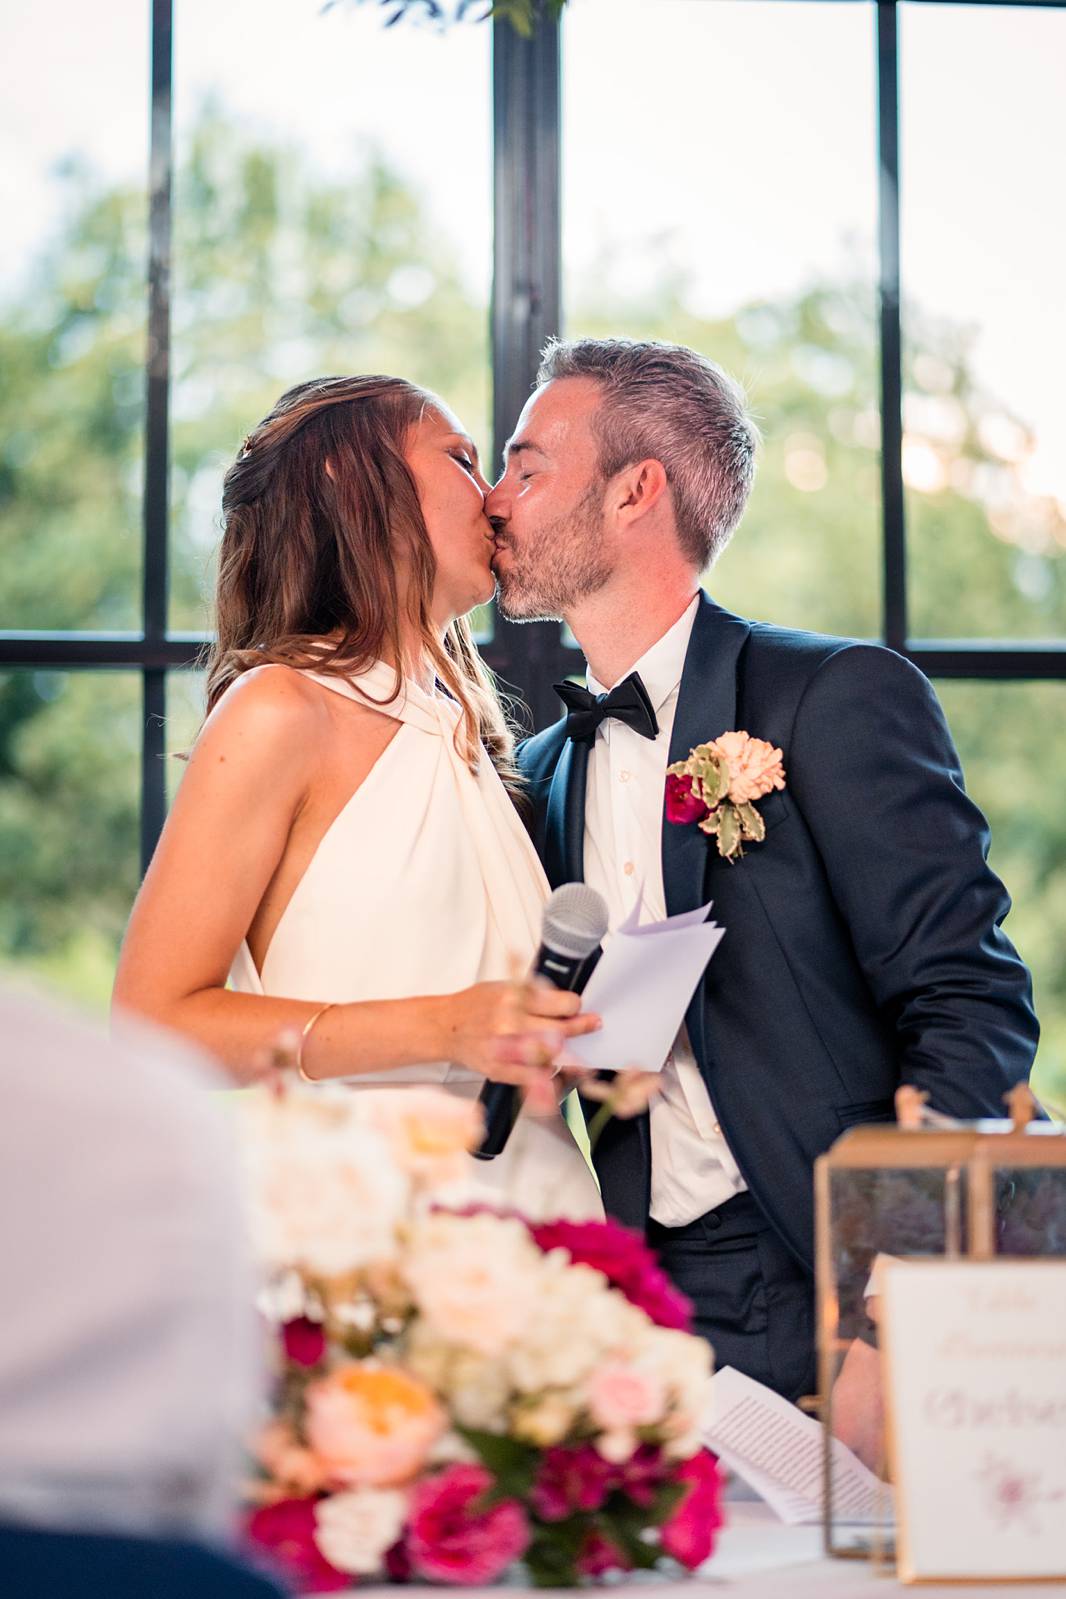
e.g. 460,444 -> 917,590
666,731 -> 785,863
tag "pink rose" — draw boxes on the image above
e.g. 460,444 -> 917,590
305,1363 -> 445,1487
244,1496 -> 350,1593
407,1464 -> 530,1585
531,1444 -> 614,1521
612,1443 -> 667,1509
588,1361 -> 666,1430
577,1529 -> 633,1577
529,1218 -> 693,1332
710,731 -> 785,806
665,772 -> 709,825
282,1316 -> 327,1369
661,1449 -> 723,1569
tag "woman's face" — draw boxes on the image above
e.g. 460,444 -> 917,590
404,402 -> 495,626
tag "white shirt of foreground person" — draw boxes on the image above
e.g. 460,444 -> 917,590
583,594 -> 748,1226
0,988 -> 261,1539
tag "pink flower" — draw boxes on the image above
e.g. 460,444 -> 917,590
282,1316 -> 327,1369
529,1218 -> 693,1332
406,1464 -> 530,1585
661,1450 -> 723,1569
244,1496 -> 350,1593
665,772 -> 709,825
588,1362 -> 666,1430
531,1445 -> 614,1521
710,731 -> 785,806
577,1530 -> 633,1577
305,1363 -> 446,1487
612,1443 -> 667,1509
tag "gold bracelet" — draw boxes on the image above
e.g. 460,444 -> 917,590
296,1002 -> 336,1083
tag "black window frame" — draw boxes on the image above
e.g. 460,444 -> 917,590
1,0 -> 1064,880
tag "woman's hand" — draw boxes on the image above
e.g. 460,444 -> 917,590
438,978 -> 601,1087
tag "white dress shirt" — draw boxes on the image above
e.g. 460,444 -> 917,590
582,595 -> 747,1226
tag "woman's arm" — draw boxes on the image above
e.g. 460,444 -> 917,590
113,667 -> 590,1086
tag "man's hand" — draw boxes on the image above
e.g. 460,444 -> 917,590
830,1336 -> 885,1474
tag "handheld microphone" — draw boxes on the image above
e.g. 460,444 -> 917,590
474,882 -> 609,1160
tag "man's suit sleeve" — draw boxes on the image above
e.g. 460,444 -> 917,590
787,644 -> 1039,1116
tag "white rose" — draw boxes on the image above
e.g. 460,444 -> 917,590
314,1487 -> 408,1576
403,1212 -> 542,1356
240,1088 -> 410,1276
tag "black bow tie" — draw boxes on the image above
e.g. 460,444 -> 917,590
554,672 -> 660,745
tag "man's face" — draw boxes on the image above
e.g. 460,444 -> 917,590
486,377 -> 614,621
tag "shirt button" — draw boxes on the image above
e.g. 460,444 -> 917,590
619,769 -> 631,783
713,1121 -> 721,1134
623,861 -> 635,876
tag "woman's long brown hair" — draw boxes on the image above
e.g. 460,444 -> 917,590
205,374 -> 524,800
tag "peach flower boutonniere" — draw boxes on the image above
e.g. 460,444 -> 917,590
666,731 -> 786,863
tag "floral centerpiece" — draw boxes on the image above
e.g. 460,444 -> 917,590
238,1081 -> 721,1591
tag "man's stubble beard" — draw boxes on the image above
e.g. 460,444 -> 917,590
494,482 -> 612,623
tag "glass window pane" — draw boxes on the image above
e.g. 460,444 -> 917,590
938,682 -> 1066,1112
166,669 -> 206,808
563,0 -> 879,637
0,3 -> 147,630
169,3 -> 492,632
902,4 -> 1066,640
0,671 -> 140,1012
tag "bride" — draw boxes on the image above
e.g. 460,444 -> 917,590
113,374 -> 603,1220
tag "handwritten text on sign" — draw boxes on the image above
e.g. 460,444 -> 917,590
880,1259 -> 1066,1584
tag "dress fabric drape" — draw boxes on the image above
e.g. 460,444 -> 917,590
229,662 -> 601,1220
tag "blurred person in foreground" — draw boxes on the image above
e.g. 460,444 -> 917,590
113,375 -> 601,1221
487,337 -> 1039,1411
0,985 -> 284,1596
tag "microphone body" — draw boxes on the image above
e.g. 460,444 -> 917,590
473,884 -> 608,1161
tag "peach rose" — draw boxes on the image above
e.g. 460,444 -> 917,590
363,1088 -> 483,1184
254,1419 -> 329,1496
587,1362 -> 667,1431
305,1362 -> 446,1487
709,731 -> 786,806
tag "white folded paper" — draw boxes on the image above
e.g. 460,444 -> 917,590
564,893 -> 724,1074
702,1366 -> 893,1527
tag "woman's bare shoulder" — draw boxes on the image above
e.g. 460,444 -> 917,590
192,664 -> 333,766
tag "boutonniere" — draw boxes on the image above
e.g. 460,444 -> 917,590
666,731 -> 786,863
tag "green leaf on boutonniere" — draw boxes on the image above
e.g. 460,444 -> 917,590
692,753 -> 727,808
736,800 -> 766,842
716,803 -> 741,860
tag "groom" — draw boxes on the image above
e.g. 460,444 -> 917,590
486,336 -> 1039,1402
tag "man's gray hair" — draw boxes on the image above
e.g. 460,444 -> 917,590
536,337 -> 758,570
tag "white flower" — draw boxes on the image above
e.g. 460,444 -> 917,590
512,1392 -> 576,1447
406,1322 -> 513,1431
313,1487 -> 408,1576
362,1088 -> 483,1185
239,1086 -> 410,1277
403,1212 -> 542,1356
505,1257 -> 647,1393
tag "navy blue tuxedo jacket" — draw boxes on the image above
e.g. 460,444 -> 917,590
517,596 -> 1039,1266
0,1522 -> 289,1596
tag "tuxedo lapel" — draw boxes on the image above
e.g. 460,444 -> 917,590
545,735 -> 588,887
663,596 -> 751,1065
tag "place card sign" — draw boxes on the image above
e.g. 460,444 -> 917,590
879,1259 -> 1066,1584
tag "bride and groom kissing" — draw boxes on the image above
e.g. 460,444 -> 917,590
114,335 -> 1038,1409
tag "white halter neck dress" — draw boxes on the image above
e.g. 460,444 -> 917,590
229,661 -> 601,1221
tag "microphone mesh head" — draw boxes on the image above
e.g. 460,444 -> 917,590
543,882 -> 610,960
